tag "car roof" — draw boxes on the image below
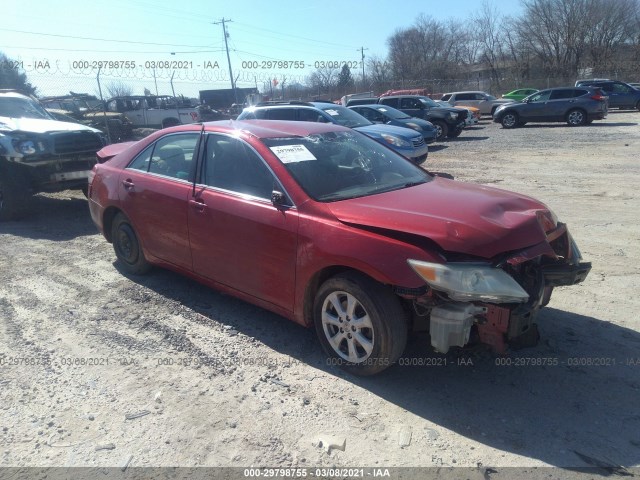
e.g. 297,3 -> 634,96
443,91 -> 488,95
201,119 -> 352,139
246,102 -> 343,111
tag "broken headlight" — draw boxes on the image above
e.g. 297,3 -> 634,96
407,260 -> 530,303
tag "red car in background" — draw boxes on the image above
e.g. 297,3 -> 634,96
88,120 -> 590,375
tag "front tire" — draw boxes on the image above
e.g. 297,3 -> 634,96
432,120 -> 448,140
313,272 -> 408,375
111,213 -> 151,275
501,112 -> 519,129
447,127 -> 463,138
566,109 -> 586,126
0,164 -> 32,221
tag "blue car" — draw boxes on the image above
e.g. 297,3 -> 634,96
237,101 -> 429,163
348,104 -> 438,144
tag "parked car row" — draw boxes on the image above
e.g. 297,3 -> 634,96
342,94 -> 471,140
237,101 -> 429,163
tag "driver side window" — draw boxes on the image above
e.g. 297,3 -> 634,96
203,135 -> 276,200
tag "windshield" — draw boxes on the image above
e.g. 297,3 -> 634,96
263,130 -> 431,202
374,106 -> 411,119
319,105 -> 372,128
486,95 -> 497,100
418,97 -> 439,108
0,97 -> 52,119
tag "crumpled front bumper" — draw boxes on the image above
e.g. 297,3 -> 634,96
477,224 -> 591,353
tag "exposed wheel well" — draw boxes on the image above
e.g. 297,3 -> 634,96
303,266 -> 385,327
102,206 -> 123,243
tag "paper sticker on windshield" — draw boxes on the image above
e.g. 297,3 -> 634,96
325,109 -> 340,116
270,145 -> 317,163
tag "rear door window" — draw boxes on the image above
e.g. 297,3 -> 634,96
265,109 -> 296,120
298,109 -> 324,122
379,98 -> 398,108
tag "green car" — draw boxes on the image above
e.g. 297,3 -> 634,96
502,88 -> 539,101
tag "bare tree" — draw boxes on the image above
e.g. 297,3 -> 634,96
306,66 -> 339,95
473,1 -> 506,89
105,80 -> 134,98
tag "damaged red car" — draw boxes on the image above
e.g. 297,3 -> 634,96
88,120 -> 591,375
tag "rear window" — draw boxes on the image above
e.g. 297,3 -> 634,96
550,90 -> 575,100
440,94 -> 451,101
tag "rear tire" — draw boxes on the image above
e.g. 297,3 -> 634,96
0,163 -> 32,221
313,272 -> 408,376
566,109 -> 587,126
501,112 -> 519,129
432,120 -> 448,140
111,213 -> 151,275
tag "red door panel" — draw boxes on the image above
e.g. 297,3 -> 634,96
119,171 -> 193,270
188,188 -> 298,312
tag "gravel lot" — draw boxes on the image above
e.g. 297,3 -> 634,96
1,112 -> 639,475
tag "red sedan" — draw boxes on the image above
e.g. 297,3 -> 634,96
88,120 -> 590,375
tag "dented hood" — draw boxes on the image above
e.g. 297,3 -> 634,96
0,116 -> 101,134
327,177 -> 551,259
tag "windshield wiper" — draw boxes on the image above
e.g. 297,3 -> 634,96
404,180 -> 427,188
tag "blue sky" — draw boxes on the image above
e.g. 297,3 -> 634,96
1,0 -> 523,97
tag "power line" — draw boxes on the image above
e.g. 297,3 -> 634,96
0,28 -> 216,48
0,45 -> 225,54
232,22 -> 359,49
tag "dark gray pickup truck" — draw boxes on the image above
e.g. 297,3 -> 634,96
376,95 -> 468,140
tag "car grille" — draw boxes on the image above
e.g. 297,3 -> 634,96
52,131 -> 103,155
412,137 -> 425,148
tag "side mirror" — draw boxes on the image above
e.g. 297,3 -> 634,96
271,190 -> 286,206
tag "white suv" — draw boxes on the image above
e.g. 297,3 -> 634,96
440,91 -> 514,116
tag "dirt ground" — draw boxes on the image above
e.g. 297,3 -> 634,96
1,112 -> 639,475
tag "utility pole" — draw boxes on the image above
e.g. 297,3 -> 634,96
214,18 -> 238,105
359,47 -> 368,90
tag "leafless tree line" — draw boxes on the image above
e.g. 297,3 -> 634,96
305,0 -> 640,97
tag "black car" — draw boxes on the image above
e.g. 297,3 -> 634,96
492,87 -> 608,128
574,79 -> 640,110
376,95 -> 467,140
348,104 -> 438,144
